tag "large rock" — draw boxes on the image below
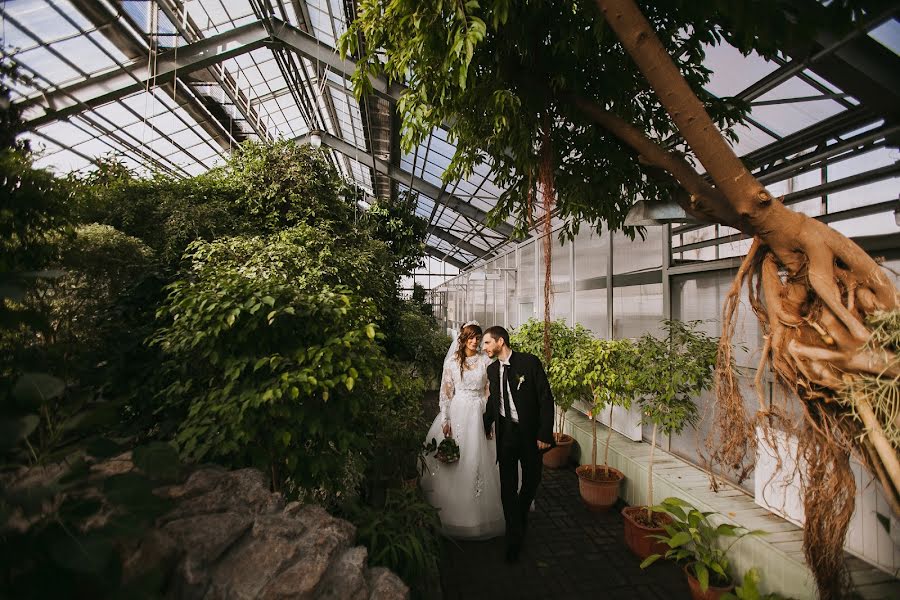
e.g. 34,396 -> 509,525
121,466 -> 409,600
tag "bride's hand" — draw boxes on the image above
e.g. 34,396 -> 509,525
442,422 -> 452,437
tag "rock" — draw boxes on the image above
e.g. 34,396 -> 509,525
258,507 -> 356,599
313,547 -> 369,600
121,528 -> 181,586
161,468 -> 283,522
162,512 -> 254,593
366,568 -> 410,600
115,467 -> 410,599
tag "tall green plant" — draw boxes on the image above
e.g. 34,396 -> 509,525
634,320 -> 718,520
559,338 -> 637,479
152,231 -> 388,500
511,318 -> 594,438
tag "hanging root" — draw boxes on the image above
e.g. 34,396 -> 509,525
798,413 -> 856,600
706,237 -> 764,489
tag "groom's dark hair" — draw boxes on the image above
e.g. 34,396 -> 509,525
484,326 -> 510,348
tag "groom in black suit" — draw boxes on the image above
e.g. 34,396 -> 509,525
482,326 -> 555,562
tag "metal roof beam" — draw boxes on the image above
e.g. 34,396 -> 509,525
428,227 -> 495,260
424,247 -> 468,269
21,20 -> 271,127
298,131 -> 516,239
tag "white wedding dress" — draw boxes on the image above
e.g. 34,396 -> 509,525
420,352 -> 505,540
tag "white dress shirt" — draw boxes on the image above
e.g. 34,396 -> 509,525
498,352 -> 519,422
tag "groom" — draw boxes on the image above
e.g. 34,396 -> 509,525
482,326 -> 555,562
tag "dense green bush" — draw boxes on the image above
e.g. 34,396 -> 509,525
362,360 -> 429,488
152,228 -> 388,499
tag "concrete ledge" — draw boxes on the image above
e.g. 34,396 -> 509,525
564,409 -> 899,599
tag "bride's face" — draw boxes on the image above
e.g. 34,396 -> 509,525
465,335 -> 481,353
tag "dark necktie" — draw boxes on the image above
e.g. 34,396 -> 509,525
501,363 -> 513,422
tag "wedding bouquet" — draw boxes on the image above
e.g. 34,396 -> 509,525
432,437 -> 460,464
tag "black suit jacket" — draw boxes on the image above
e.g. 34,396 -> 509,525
483,351 -> 555,452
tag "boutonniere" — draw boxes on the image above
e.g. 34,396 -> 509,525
516,374 -> 525,390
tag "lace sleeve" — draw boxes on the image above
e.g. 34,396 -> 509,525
439,359 -> 456,424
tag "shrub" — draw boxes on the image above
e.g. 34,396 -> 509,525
343,486 -> 442,598
152,232 -> 388,499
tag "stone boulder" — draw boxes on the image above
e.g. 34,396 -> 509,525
120,467 -> 409,600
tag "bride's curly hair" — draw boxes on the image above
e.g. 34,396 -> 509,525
455,323 -> 483,377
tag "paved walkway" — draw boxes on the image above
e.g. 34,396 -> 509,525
439,464 -> 693,600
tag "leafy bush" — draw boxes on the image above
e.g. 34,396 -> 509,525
511,318 -> 595,435
386,303 -> 450,387
723,568 -> 795,600
152,230 -> 388,499
362,360 -> 428,487
222,140 -> 356,234
343,486 -> 442,598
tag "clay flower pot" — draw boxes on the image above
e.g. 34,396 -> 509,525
621,505 -> 672,560
684,563 -> 735,600
575,465 -> 623,511
543,433 -> 575,468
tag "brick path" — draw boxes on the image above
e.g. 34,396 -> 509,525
439,465 -> 692,600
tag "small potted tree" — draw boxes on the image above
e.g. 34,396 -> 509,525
622,320 -> 718,559
559,338 -> 637,511
511,318 -> 594,468
641,497 -> 765,600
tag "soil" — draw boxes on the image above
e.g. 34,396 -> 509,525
578,467 -> 623,483
630,509 -> 669,528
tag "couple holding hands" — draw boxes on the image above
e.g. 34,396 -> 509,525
420,322 -> 555,562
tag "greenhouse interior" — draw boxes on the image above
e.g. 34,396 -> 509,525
1,1 -> 899,599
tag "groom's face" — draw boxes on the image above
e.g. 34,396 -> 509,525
482,333 -> 503,358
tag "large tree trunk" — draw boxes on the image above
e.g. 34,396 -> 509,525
591,0 -> 899,597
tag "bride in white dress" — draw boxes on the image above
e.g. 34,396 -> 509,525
420,321 -> 505,540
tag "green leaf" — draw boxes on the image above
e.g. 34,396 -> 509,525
695,562 -> 710,592
640,554 -> 662,569
667,531 -> 692,548
11,372 -> 66,409
0,414 -> 40,448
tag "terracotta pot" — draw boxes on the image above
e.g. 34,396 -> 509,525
621,505 -> 672,560
542,433 -> 575,469
575,465 -> 623,511
684,563 -> 734,600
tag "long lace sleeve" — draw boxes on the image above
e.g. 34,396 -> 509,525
439,360 -> 455,424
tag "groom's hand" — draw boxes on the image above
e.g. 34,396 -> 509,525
537,440 -> 551,450
486,424 -> 494,440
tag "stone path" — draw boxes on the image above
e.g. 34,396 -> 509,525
439,465 -> 693,600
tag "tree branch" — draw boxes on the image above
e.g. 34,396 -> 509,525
569,93 -> 739,227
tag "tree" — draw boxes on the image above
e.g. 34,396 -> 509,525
342,2 -> 898,596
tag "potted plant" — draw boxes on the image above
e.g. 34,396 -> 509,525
641,497 -> 764,600
511,318 -> 594,468
622,320 -> 718,559
558,337 -> 637,510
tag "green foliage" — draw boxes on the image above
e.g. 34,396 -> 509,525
362,192 -> 428,274
640,497 -> 765,592
362,360 -> 428,485
152,229 -> 388,499
343,486 -> 442,597
75,160 -> 241,268
341,0 -> 878,240
511,318 -> 595,431
723,568 -> 795,600
562,338 -> 638,416
634,320 -> 718,435
222,139 -> 356,234
386,301 -> 450,387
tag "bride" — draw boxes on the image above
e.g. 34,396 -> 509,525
420,321 -> 505,540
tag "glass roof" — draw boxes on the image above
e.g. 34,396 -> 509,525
2,1 -> 898,287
